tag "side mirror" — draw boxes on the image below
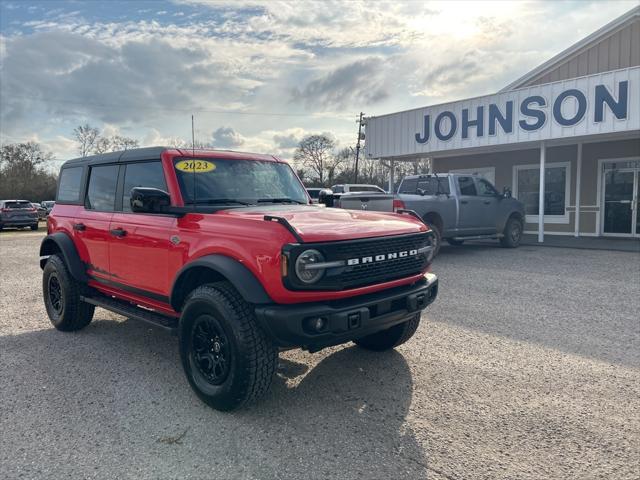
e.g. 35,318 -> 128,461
416,188 -> 426,196
318,189 -> 334,207
502,186 -> 512,199
130,187 -> 171,213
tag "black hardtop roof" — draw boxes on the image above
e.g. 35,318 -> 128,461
61,146 -> 168,168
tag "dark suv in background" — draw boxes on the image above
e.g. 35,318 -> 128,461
0,200 -> 39,231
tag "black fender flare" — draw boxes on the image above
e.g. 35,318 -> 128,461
170,254 -> 273,311
39,232 -> 88,283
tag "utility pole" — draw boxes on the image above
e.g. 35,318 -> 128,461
354,112 -> 364,183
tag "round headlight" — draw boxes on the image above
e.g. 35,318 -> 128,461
295,249 -> 325,284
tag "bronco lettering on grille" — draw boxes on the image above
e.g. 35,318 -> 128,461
347,249 -> 418,266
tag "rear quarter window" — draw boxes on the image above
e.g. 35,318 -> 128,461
57,167 -> 84,203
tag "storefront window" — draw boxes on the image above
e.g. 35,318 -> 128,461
514,163 -> 569,222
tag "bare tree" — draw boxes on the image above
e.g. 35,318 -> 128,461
73,124 -> 100,157
0,142 -> 57,200
293,134 -> 335,186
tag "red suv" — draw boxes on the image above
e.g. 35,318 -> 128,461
40,147 -> 438,410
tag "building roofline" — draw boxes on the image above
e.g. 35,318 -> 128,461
500,5 -> 640,92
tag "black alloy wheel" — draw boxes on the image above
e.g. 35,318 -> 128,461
190,314 -> 231,386
48,274 -> 63,315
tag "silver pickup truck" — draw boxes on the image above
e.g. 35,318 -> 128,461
321,174 -> 525,255
396,174 -> 525,254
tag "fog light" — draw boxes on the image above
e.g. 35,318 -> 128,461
307,317 -> 327,332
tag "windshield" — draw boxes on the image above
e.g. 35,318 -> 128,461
173,158 -> 308,205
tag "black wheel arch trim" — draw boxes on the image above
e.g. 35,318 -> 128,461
170,254 -> 273,311
39,232 -> 88,283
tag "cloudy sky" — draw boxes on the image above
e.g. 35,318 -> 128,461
0,0 -> 637,165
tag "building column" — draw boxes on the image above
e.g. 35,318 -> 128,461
538,142 -> 546,243
574,143 -> 582,237
388,159 -> 395,193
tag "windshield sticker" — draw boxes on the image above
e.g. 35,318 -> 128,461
175,160 -> 216,173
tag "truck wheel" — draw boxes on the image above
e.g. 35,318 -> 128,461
500,216 -> 523,248
429,224 -> 442,256
31,224 -> 39,231
179,282 -> 277,411
354,313 -> 420,351
43,255 -> 95,331
447,238 -> 464,246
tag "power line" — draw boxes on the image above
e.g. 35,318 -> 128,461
2,93 -> 340,118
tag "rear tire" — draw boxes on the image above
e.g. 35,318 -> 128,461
500,215 -> 523,248
354,313 -> 421,351
179,282 -> 277,411
31,224 -> 39,231
43,254 -> 94,331
446,238 -> 464,246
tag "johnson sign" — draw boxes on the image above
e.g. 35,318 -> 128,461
364,67 -> 640,158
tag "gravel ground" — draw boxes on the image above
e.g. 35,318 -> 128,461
0,230 -> 639,480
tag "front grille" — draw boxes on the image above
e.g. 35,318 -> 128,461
285,232 -> 432,290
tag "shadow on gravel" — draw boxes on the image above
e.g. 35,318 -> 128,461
0,317 -> 430,479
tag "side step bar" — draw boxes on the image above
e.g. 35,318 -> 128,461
450,233 -> 505,241
80,294 -> 179,335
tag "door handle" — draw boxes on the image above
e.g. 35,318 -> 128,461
483,200 -> 492,205
73,223 -> 86,231
460,200 -> 469,204
110,228 -> 127,237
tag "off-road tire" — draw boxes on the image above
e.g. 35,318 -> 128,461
447,238 -> 464,246
428,224 -> 442,257
179,282 -> 277,411
500,215 -> 523,248
354,313 -> 421,351
43,254 -> 94,331
31,224 -> 39,231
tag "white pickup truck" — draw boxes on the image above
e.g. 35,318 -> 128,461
319,184 -> 394,211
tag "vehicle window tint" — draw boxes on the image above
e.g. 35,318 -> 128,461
5,201 -> 32,209
476,178 -> 498,196
57,167 -> 83,203
86,165 -> 118,211
122,161 -> 167,212
417,177 -> 451,195
307,190 -> 320,199
332,186 -> 344,193
398,178 -> 418,194
457,176 -> 477,196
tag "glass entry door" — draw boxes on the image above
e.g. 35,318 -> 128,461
602,169 -> 638,236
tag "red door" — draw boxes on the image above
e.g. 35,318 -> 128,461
107,160 -> 177,298
75,164 -> 119,281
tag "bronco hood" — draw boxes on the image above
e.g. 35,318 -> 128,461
219,205 -> 427,243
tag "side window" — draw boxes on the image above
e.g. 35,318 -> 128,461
398,178 -> 418,194
476,178 -> 499,196
86,165 -> 119,211
457,176 -> 477,196
333,186 -> 344,193
122,161 -> 167,212
57,167 -> 83,203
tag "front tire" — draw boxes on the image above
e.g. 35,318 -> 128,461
43,255 -> 94,331
354,313 -> 421,351
500,215 -> 523,248
179,282 -> 277,411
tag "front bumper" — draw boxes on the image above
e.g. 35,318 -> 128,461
255,273 -> 438,352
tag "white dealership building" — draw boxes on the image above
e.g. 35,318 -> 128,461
365,7 -> 640,241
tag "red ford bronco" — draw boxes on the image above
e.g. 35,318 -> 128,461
40,147 -> 438,410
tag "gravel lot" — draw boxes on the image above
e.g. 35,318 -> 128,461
1,230 -> 639,480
